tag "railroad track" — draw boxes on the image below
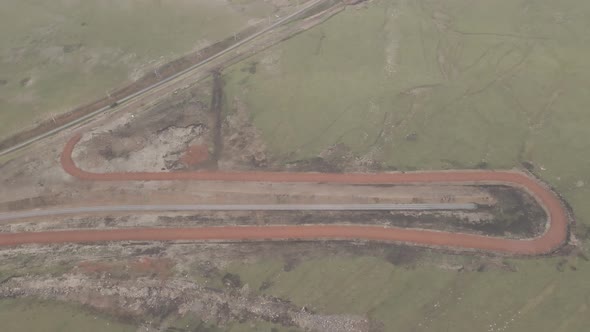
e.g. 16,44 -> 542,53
0,0 -> 330,157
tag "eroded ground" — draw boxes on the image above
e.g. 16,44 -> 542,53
0,240 -> 556,332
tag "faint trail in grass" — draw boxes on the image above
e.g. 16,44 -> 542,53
464,44 -> 533,97
450,29 -> 550,40
460,41 -> 505,73
435,39 -> 448,80
498,82 -> 532,163
370,111 -> 390,148
295,103 -> 355,151
313,30 -> 326,56
556,303 -> 588,332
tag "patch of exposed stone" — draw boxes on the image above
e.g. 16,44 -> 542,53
0,274 -> 369,331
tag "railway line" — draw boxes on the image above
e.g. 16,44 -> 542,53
0,0 -> 329,157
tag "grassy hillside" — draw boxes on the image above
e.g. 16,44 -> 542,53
0,298 -> 135,332
225,0 -> 590,225
0,0 -> 279,139
221,0 -> 590,330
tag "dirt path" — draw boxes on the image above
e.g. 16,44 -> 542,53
0,133 -> 570,255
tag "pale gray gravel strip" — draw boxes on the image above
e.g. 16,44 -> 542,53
0,203 -> 476,221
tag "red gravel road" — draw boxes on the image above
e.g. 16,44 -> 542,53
0,134 -> 570,255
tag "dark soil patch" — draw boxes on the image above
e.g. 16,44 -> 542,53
98,144 -> 129,160
240,61 -> 258,74
476,186 -> 547,238
385,246 -> 422,266
282,255 -> 300,272
209,71 -> 224,166
19,77 -> 30,87
133,246 -> 166,256
62,43 -> 83,53
282,142 -> 383,173
116,90 -> 209,138
259,280 -> 273,291
157,184 -> 546,240
573,222 -> 590,241
521,161 -> 535,171
221,273 -> 242,289
405,132 -> 418,141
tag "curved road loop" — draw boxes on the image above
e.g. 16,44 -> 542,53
0,134 -> 570,255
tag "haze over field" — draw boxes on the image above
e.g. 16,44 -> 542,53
0,0 -> 277,139
1,0 -> 589,331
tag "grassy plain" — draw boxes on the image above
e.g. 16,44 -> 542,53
0,298 -> 135,332
225,0 -> 590,224
221,0 -> 590,330
0,0 -> 279,139
169,314 -> 301,332
224,253 -> 590,331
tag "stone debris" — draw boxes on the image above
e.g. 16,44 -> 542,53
0,274 -> 369,332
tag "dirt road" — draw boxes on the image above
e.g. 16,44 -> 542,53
0,133 -> 570,255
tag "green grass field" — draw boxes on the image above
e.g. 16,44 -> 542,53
0,291 -> 301,332
0,0 -> 279,139
0,298 -> 135,332
223,253 -> 590,331
225,0 -> 590,223
220,0 -> 590,330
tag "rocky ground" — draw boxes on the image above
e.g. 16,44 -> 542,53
0,239 -> 534,331
0,275 -> 369,332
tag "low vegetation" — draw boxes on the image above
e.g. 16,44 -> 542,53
2,0 -> 590,331
0,0 -> 279,139
220,0 -> 590,330
0,298 -> 134,332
